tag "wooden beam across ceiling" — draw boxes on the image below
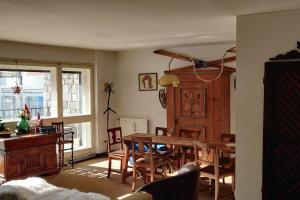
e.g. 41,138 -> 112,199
154,48 -> 236,69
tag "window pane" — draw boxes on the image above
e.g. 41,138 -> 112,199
62,68 -> 91,116
0,69 -> 56,121
64,122 -> 91,150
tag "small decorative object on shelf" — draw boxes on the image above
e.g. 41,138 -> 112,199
0,118 -> 8,132
40,126 -> 56,134
35,112 -> 43,133
16,105 -> 31,135
0,118 -> 13,138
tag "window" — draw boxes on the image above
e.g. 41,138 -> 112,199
0,62 -> 94,152
62,68 -> 91,116
64,122 -> 92,149
0,68 -> 56,121
62,67 -> 92,150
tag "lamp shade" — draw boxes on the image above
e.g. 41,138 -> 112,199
158,74 -> 180,87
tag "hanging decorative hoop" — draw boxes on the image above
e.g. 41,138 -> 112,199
191,47 -> 235,83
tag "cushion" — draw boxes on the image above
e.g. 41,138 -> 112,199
178,162 -> 198,175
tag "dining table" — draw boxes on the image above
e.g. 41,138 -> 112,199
120,133 -> 235,184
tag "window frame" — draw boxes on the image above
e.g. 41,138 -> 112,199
0,60 -> 95,155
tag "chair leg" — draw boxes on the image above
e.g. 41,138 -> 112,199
209,179 -> 213,196
107,157 -> 112,178
163,164 -> 167,178
132,166 -> 137,192
214,179 -> 219,200
150,167 -> 154,182
120,160 -> 123,172
232,175 -> 235,192
71,142 -> 74,169
181,149 -> 186,167
222,178 -> 225,184
61,144 -> 65,167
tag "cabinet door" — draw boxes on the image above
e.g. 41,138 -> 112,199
44,145 -> 57,170
24,148 -> 44,175
174,81 -> 214,139
5,151 -> 24,178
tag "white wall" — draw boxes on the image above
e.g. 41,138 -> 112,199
94,51 -> 118,153
116,42 -> 236,134
236,9 -> 300,200
0,40 -> 94,63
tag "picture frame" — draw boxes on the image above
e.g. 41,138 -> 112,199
138,73 -> 158,91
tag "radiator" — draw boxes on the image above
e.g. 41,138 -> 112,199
117,118 -> 148,136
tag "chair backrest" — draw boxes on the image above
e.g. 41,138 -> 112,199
131,136 -> 153,164
221,134 -> 235,143
179,128 -> 206,140
155,127 -> 168,136
197,143 -> 235,177
107,127 -> 123,153
196,143 -> 216,165
138,162 -> 200,200
52,121 -> 65,139
52,121 -> 64,133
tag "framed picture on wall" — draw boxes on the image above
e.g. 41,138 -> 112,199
138,73 -> 158,91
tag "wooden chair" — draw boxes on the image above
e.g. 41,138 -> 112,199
154,127 -> 174,172
197,143 -> 235,200
52,121 -> 74,169
220,134 -> 235,184
178,128 -> 205,165
154,127 -> 169,151
107,127 -> 127,179
131,136 -> 168,192
221,134 -> 235,143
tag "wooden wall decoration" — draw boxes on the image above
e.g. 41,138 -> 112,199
263,42 -> 300,200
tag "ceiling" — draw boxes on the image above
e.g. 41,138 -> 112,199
0,0 -> 300,50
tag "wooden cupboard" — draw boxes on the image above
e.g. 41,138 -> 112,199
0,133 -> 59,182
166,66 -> 235,140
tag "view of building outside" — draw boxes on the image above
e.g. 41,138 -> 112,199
64,122 -> 91,149
62,72 -> 82,116
0,70 -> 52,121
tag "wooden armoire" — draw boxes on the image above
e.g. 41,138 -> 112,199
166,66 -> 235,141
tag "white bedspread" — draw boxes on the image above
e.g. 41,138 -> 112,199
0,177 -> 111,200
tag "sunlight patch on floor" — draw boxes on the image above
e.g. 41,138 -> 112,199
89,159 -> 121,170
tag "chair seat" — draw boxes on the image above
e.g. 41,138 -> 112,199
136,157 -> 165,166
59,139 -> 73,144
110,149 -> 127,157
200,165 -> 234,177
